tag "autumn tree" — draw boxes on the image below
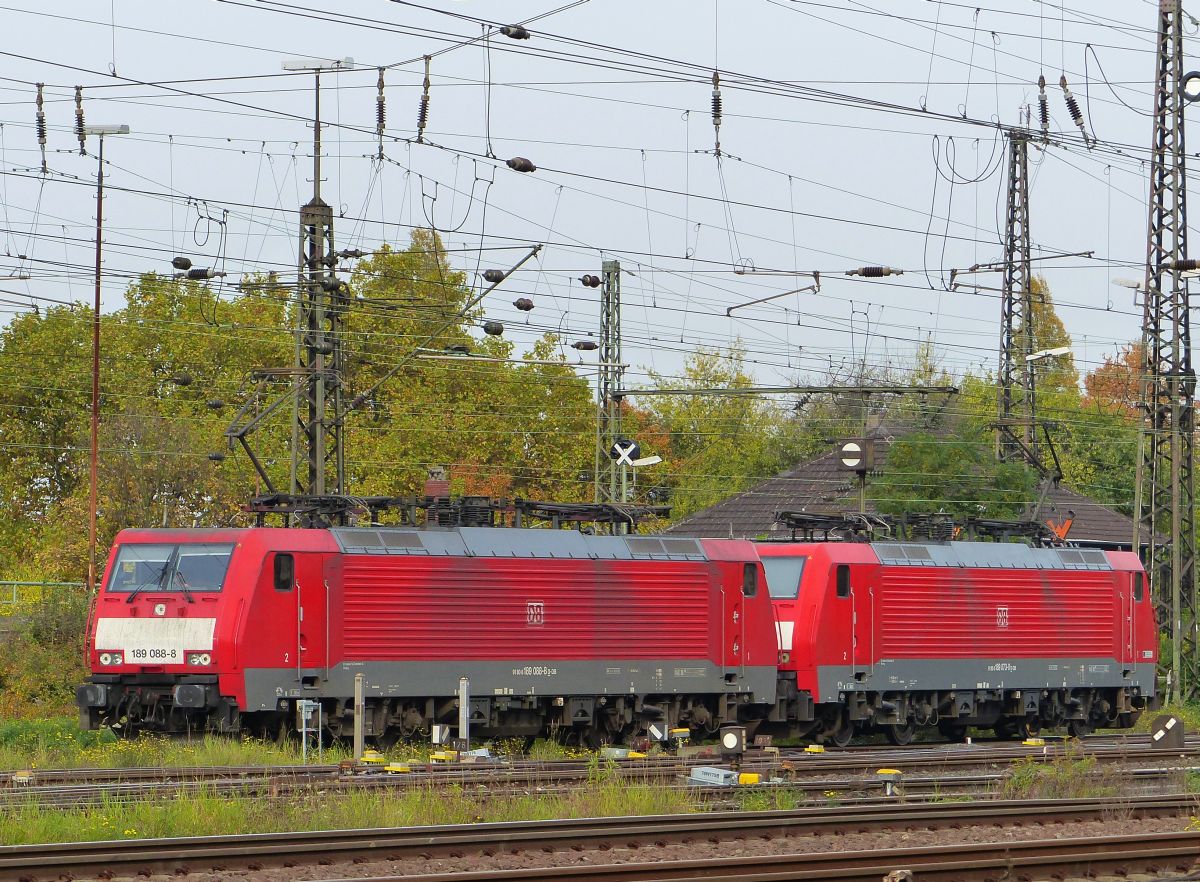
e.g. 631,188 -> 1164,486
641,343 -> 809,521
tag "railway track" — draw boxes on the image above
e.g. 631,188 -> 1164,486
2,793 -> 1198,881
5,735 -> 1200,811
324,834 -> 1200,882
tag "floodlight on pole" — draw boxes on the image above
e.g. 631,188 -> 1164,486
1181,69 -> 1200,102
83,124 -> 130,136
86,123 -> 130,595
1026,346 -> 1072,363
282,57 -> 354,71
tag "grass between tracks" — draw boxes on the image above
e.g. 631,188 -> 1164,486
0,760 -> 697,846
0,717 -> 363,770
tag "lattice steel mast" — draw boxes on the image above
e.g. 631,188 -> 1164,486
1136,0 -> 1196,702
594,259 -> 623,507
291,68 -> 345,500
996,131 -> 1036,465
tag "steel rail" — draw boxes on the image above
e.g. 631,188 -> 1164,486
2,793 -> 1198,880
5,734 -> 1195,788
317,832 -> 1200,882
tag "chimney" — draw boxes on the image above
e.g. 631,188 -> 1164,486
424,466 -> 450,499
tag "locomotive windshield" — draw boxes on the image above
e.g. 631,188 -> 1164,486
106,543 -> 235,596
761,555 -> 807,599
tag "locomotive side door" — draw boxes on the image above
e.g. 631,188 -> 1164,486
294,556 -> 328,683
1124,572 -> 1138,663
834,564 -> 857,681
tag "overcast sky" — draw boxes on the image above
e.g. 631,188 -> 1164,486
0,0 -> 1184,398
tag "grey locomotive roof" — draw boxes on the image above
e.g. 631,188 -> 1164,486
872,542 -> 1112,571
332,527 -> 706,561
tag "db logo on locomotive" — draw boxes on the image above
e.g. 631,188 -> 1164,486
996,606 -> 1009,629
526,600 -> 545,627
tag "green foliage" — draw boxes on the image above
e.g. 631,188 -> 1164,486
0,772 -> 696,845
644,343 -> 810,520
1000,743 -> 1115,800
0,595 -> 88,718
869,431 -> 1038,519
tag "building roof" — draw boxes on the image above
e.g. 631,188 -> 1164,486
664,441 -> 1139,549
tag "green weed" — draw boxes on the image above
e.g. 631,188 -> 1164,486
1000,742 -> 1116,800
0,776 -> 697,846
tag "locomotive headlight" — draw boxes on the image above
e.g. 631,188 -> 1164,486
186,652 -> 212,667
99,652 -> 111,665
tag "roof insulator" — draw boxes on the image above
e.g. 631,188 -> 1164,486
500,25 -> 531,39
171,256 -> 193,271
170,373 -> 193,386
206,399 -> 224,410
483,320 -> 504,336
483,269 -> 507,283
506,156 -> 536,173
579,274 -> 601,288
513,297 -> 534,312
207,452 -> 226,463
572,340 -> 598,351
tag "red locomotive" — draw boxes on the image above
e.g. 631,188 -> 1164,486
760,540 -> 1156,745
77,527 -> 778,743
77,524 -> 1157,743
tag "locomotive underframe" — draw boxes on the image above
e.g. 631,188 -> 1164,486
79,671 -> 1152,746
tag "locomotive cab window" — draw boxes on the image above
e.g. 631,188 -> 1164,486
742,563 -> 758,597
761,556 -> 807,600
1133,573 -> 1144,602
106,543 -> 235,594
835,564 -> 851,598
274,553 -> 295,592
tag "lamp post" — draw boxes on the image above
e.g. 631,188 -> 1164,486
85,124 -> 129,594
1024,346 -> 1072,462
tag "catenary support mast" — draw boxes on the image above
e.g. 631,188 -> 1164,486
594,260 -> 623,509
292,69 -> 345,501
996,132 -> 1035,465
1136,0 -> 1196,702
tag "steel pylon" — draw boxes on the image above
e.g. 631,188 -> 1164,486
1136,0 -> 1196,702
594,260 -> 623,509
996,131 -> 1036,464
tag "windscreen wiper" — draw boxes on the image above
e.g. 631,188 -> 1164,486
126,549 -> 177,604
173,568 -> 195,603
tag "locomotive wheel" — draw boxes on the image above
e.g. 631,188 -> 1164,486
1020,716 -> 1041,739
828,713 -> 854,748
1067,719 -> 1094,738
885,721 -> 916,746
993,720 -> 1018,740
938,721 -> 968,743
